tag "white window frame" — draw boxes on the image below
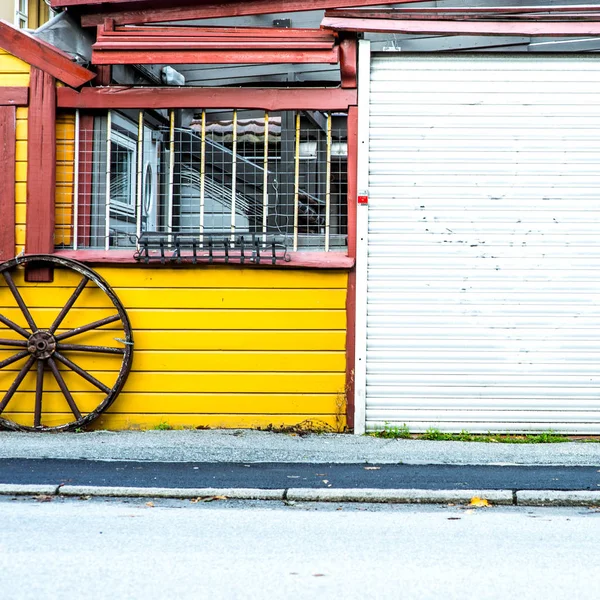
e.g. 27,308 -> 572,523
109,124 -> 137,218
14,0 -> 28,28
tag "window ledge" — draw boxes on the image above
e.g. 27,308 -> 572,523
52,250 -> 355,269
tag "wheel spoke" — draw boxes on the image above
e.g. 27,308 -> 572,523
0,355 -> 35,413
34,359 -> 44,427
2,271 -> 37,332
49,277 -> 89,334
0,350 -> 29,370
0,338 -> 28,348
57,343 -> 125,355
47,358 -> 82,420
55,314 -> 121,342
0,314 -> 31,338
54,351 -> 111,394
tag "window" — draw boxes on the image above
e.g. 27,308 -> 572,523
14,0 -> 27,28
56,108 -> 348,256
109,130 -> 136,216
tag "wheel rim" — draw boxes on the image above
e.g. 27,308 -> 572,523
0,255 -> 133,432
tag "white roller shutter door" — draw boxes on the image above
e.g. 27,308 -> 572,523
361,52 -> 600,434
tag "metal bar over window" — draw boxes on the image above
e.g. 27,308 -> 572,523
293,110 -> 300,252
262,110 -> 269,245
136,110 -> 143,247
73,109 -> 80,251
325,112 -> 332,252
168,109 -> 175,243
199,109 -> 206,246
231,108 -> 238,241
104,110 -> 111,251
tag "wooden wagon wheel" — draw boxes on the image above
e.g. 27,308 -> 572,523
0,255 -> 133,432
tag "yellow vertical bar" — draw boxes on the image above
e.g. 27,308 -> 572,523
199,110 -> 206,246
293,111 -> 301,252
231,109 -> 238,242
73,109 -> 80,251
325,112 -> 332,252
262,111 -> 269,246
136,110 -> 144,246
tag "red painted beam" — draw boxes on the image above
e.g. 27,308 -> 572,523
339,38 -> 357,89
25,67 -> 56,282
321,16 -> 600,36
344,104 -> 358,430
52,249 -> 355,269
92,47 -> 339,65
0,20 -> 95,88
326,7 -> 600,18
101,25 -> 337,39
0,87 -> 28,106
58,86 -> 357,111
0,106 -> 16,262
77,0 -> 425,27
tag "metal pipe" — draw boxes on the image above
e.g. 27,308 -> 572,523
231,109 -> 238,242
199,109 -> 206,246
104,110 -> 111,251
325,112 -> 332,252
293,111 -> 301,252
168,109 -> 175,244
73,109 -> 80,251
262,110 -> 269,246
136,110 -> 144,248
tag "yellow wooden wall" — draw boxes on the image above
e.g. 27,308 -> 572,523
0,267 -> 348,430
55,112 -> 75,247
0,48 -> 29,256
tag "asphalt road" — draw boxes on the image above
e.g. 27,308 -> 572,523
1,458 -> 600,490
2,497 -> 599,599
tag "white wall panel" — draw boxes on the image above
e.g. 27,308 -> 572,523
364,53 -> 600,434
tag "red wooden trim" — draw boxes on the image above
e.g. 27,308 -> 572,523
0,20 -> 95,88
95,65 -> 111,86
346,106 -> 358,260
339,38 -> 357,89
0,106 -> 16,262
77,114 -> 94,249
321,16 -> 600,36
52,249 -> 355,269
0,87 -> 28,106
92,48 -> 339,65
25,67 -> 56,282
344,106 -> 358,429
101,25 -> 337,39
58,86 -> 358,111
77,0 -> 425,27
345,267 -> 356,431
327,7 -> 600,18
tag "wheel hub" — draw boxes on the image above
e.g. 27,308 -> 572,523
27,331 -> 57,359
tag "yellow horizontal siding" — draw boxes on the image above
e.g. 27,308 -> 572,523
0,307 -> 346,330
3,413 -> 342,431
0,50 -> 31,79
0,267 -> 348,430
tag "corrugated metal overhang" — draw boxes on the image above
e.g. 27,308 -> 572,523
359,52 -> 600,434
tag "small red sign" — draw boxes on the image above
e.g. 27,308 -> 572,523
357,195 -> 369,205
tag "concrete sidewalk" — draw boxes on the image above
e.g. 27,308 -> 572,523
1,430 -> 599,506
1,429 -> 600,465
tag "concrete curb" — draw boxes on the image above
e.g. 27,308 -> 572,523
286,488 -> 515,504
58,486 -> 286,500
516,490 -> 600,506
0,484 -> 59,495
2,484 -> 600,506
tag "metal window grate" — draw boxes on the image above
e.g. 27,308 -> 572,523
55,108 -> 349,257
